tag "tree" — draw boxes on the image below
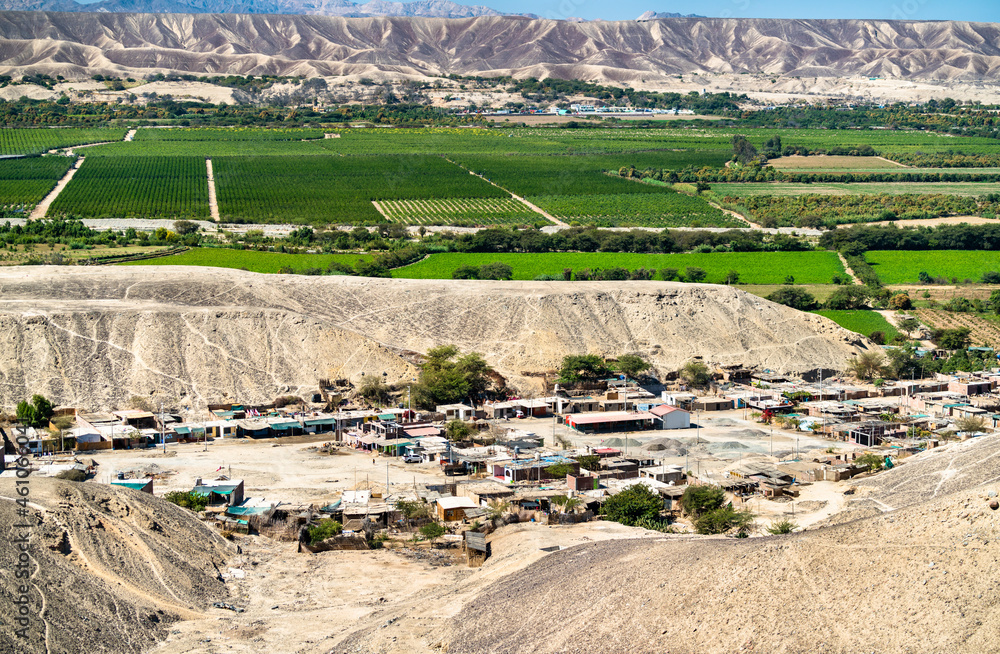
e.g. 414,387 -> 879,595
615,354 -> 651,381
855,452 -> 885,473
731,134 -> 759,165
724,270 -> 740,285
826,286 -> 870,310
684,266 -> 707,283
545,462 -> 575,478
846,351 -> 887,381
988,289 -> 1000,314
306,519 -> 342,545
358,376 -> 392,405
414,345 -> 496,408
888,293 -> 912,310
936,327 -> 971,350
897,317 -> 920,337
419,522 -> 446,543
16,394 -> 53,428
478,261 -> 513,280
766,286 -> 817,311
680,485 -> 725,517
558,354 -> 612,384
679,360 -> 711,388
659,267 -> 678,281
868,330 -> 886,345
576,454 -> 600,472
445,419 -> 471,442
452,265 -> 479,279
955,415 -> 986,434
695,506 -> 754,537
602,484 -> 664,526
164,491 -> 209,512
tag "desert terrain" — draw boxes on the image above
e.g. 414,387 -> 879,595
0,266 -> 873,411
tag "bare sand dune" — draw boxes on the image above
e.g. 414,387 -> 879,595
0,266 -> 873,409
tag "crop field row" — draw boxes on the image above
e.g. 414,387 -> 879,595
0,157 -> 75,206
867,250 -> 1000,285
914,309 -> 1000,348
0,128 -> 128,156
811,310 -> 902,342
214,155 -> 505,225
377,197 -> 540,225
713,182 -> 1000,198
529,192 -> 739,228
392,251 -> 844,284
48,156 -> 209,219
119,248 -> 373,274
134,127 -> 326,142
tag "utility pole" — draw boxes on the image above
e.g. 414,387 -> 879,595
160,403 -> 166,453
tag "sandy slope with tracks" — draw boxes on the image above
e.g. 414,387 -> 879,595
0,266 -> 874,409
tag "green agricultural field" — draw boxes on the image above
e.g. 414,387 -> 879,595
214,155 -> 506,225
712,182 -> 1000,198
392,251 -> 844,284
529,192 -> 738,227
0,156 -> 74,207
134,127 -> 326,141
0,128 -> 128,156
119,248 -> 373,274
812,310 -> 901,341
85,140 -> 332,157
377,197 -> 540,226
49,156 -> 210,219
867,250 -> 1000,285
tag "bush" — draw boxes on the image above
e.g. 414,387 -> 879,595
766,286 -> 817,311
306,519 -> 343,545
419,522 -> 446,540
694,506 -> 754,536
766,519 -> 797,535
55,469 -> 86,482
680,485 -> 725,517
602,484 -> 664,526
164,491 -> 209,512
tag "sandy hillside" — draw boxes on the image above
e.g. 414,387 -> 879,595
0,478 -> 235,654
1,13 -> 1000,84
0,266 -> 873,410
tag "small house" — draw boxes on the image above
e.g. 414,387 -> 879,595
648,404 -> 691,430
436,404 -> 475,421
111,478 -> 153,494
436,496 -> 479,521
192,478 -> 245,507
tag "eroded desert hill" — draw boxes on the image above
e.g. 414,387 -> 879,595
0,266 -> 872,410
0,12 -> 998,81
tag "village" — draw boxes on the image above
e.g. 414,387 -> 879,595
5,360 -> 998,562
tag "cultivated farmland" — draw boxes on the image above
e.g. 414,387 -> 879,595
529,192 -> 738,227
48,156 -> 210,219
713,182 -> 1000,198
867,250 -> 1000,285
119,248 -> 373,274
392,251 -> 845,284
0,128 -> 128,156
0,156 -> 74,207
811,310 -> 901,341
376,197 -> 539,226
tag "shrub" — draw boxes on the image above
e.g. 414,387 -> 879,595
766,519 -> 797,535
419,522 -> 446,541
164,491 -> 209,512
603,484 -> 664,526
306,519 -> 343,545
694,506 -> 754,536
55,469 -> 87,482
766,286 -> 817,311
680,485 -> 725,517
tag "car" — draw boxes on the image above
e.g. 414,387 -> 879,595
402,453 -> 422,463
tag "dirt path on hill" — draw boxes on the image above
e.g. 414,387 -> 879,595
837,252 -> 863,285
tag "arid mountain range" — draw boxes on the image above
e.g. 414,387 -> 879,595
0,0 -> 507,18
0,12 -> 998,81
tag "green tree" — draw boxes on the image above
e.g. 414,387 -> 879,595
602,484 -> 664,526
16,394 -> 53,428
684,266 -> 707,282
615,354 -> 651,381
766,518 -> 797,535
679,360 -> 711,388
680,485 -> 725,517
936,327 -> 971,350
897,317 -> 920,337
478,261 -> 513,280
419,522 -> 447,542
846,351 -> 887,381
888,293 -> 912,310
576,454 -> 600,472
695,506 -> 754,536
452,265 -> 479,279
731,134 -> 760,165
306,519 -> 343,545
723,270 -> 740,285
545,462 -> 575,478
445,419 -> 471,442
956,415 -> 986,434
558,354 -> 612,384
855,452 -> 885,473
659,267 -> 678,281
358,376 -> 392,405
414,345 -> 495,408
766,287 -> 817,311
826,286 -> 870,310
